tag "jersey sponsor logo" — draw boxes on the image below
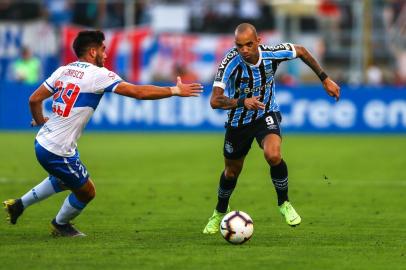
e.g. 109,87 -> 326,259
69,62 -> 90,68
218,50 -> 238,69
262,44 -> 290,52
52,80 -> 81,117
236,81 -> 273,94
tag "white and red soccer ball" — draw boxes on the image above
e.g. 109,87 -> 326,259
220,210 -> 254,244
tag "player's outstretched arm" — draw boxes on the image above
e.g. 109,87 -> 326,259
114,76 -> 203,100
210,87 -> 265,110
29,85 -> 52,126
294,44 -> 341,101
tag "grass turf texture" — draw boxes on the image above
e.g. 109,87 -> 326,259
0,132 -> 405,270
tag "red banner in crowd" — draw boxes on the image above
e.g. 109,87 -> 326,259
61,26 -> 152,82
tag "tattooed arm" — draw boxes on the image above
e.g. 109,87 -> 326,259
294,45 -> 324,76
294,44 -> 341,101
210,86 -> 265,110
210,87 -> 237,109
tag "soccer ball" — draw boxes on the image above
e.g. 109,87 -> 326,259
220,210 -> 254,244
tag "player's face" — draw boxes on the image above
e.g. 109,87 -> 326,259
95,44 -> 107,67
235,31 -> 260,64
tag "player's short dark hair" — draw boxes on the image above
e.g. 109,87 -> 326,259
72,30 -> 105,58
235,23 -> 257,37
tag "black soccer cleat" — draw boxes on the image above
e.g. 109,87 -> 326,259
3,198 -> 24,225
51,219 -> 86,237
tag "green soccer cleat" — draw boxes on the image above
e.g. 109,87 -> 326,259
3,198 -> 24,225
279,201 -> 301,227
203,206 -> 230,234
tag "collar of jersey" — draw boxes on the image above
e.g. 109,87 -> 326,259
73,60 -> 96,67
76,60 -> 92,64
241,46 -> 262,67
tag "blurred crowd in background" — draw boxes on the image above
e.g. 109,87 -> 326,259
0,0 -> 405,87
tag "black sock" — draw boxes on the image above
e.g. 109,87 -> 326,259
215,171 -> 237,213
270,159 -> 289,206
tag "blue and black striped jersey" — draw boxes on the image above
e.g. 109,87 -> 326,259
213,43 -> 297,127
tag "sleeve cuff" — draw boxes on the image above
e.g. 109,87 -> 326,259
105,80 -> 122,93
213,81 -> 226,89
43,81 -> 55,93
288,43 -> 297,58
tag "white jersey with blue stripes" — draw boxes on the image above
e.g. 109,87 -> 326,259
213,43 -> 297,127
36,61 -> 122,157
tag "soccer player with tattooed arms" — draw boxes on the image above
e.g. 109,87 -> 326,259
3,30 -> 202,237
203,23 -> 340,234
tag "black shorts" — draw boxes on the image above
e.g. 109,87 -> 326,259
223,111 -> 282,160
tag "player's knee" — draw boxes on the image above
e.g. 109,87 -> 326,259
82,189 -> 95,203
224,168 -> 241,179
74,180 -> 96,203
86,181 -> 96,202
264,152 -> 281,166
87,187 -> 96,202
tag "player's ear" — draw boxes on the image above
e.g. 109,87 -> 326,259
257,37 -> 261,44
89,48 -> 96,58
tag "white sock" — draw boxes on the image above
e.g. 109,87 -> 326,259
21,176 -> 61,209
55,193 -> 86,225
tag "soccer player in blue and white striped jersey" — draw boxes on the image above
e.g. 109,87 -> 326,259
203,23 -> 340,234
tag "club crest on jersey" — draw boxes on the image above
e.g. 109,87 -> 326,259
108,72 -> 116,80
225,141 -> 233,153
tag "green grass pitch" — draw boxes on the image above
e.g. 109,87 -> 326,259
0,132 -> 405,270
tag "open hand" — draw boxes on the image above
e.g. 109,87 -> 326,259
171,76 -> 203,97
